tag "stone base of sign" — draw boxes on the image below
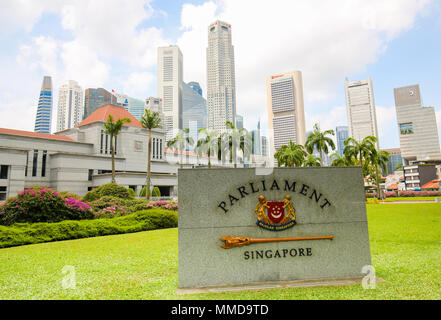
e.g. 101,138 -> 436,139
176,277 -> 384,295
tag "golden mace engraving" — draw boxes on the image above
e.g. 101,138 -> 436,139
220,235 -> 334,249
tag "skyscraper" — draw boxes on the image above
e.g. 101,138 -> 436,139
187,81 -> 203,96
34,76 -> 53,134
345,77 -> 379,148
267,71 -> 306,165
182,82 -> 207,133
56,80 -> 83,132
382,148 -> 402,175
83,88 -> 116,119
261,136 -> 269,157
394,84 -> 441,164
207,20 -> 236,132
158,45 -> 183,140
336,126 -> 349,157
251,120 -> 261,155
127,97 -> 146,120
236,115 -> 243,130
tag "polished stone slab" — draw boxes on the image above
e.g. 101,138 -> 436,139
178,167 -> 372,289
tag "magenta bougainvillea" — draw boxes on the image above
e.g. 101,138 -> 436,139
0,187 -> 94,225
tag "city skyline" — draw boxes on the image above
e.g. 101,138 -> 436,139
0,0 -> 441,150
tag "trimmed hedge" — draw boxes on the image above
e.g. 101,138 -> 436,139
82,183 -> 133,202
366,191 -> 441,198
0,209 -> 177,249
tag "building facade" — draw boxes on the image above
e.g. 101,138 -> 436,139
345,77 -> 379,148
382,148 -> 402,175
403,163 -> 438,190
394,84 -> 441,164
56,80 -> 83,132
266,71 -> 306,165
336,126 -> 349,157
236,114 -> 243,130
83,88 -> 116,119
261,136 -> 268,157
34,76 -> 53,134
127,97 -> 146,120
207,20 -> 236,132
158,45 -> 183,140
187,81 -> 202,96
0,105 -> 178,200
182,82 -> 207,133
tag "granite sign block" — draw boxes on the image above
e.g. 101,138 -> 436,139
178,167 -> 371,289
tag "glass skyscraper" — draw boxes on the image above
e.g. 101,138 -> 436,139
34,76 -> 53,134
127,97 -> 147,120
83,88 -> 116,119
182,82 -> 207,132
336,126 -> 349,157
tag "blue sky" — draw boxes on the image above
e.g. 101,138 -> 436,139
0,0 -> 440,150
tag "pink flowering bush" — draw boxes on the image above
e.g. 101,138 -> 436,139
0,186 -> 94,226
93,205 -> 129,218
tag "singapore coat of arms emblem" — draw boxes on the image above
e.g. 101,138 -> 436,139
254,194 -> 297,231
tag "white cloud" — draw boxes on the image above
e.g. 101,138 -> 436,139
122,71 -> 156,98
176,0 -> 432,132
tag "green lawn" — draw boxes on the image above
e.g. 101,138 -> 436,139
0,203 -> 440,300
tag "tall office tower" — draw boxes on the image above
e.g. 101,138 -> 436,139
266,71 -> 306,165
56,80 -> 83,132
127,97 -> 147,120
382,148 -> 402,175
187,81 -> 203,96
236,114 -> 243,130
394,84 -> 441,164
207,20 -> 236,132
34,76 -> 53,134
83,88 -> 116,119
261,136 -> 269,157
182,82 -> 207,133
345,77 -> 379,148
158,45 -> 183,140
251,120 -> 261,155
336,126 -> 349,157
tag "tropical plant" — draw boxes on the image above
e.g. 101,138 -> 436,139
274,140 -> 307,167
303,153 -> 321,167
222,121 -> 253,168
370,149 -> 390,198
102,114 -> 131,183
140,109 -> 162,200
343,136 -> 377,173
167,128 -> 194,169
329,153 -> 358,167
82,183 -> 132,202
305,123 -> 335,166
197,128 -> 219,168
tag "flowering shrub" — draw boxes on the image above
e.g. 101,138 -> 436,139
89,197 -> 178,219
94,205 -> 129,218
397,191 -> 441,197
0,187 -> 94,226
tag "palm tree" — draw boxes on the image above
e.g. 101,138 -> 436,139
223,121 -> 253,168
197,128 -> 219,168
274,140 -> 307,167
329,152 -> 358,167
167,128 -> 194,169
303,153 -> 321,167
102,114 -> 131,183
140,109 -> 162,200
370,149 -> 390,198
343,136 -> 377,173
305,123 -> 335,166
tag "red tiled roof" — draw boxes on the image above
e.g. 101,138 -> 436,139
421,179 -> 441,190
387,184 -> 398,190
77,104 -> 142,128
0,128 -> 74,142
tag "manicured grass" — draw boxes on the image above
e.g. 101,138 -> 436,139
0,203 -> 440,299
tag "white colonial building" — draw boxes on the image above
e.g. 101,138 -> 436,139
0,105 -> 178,200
